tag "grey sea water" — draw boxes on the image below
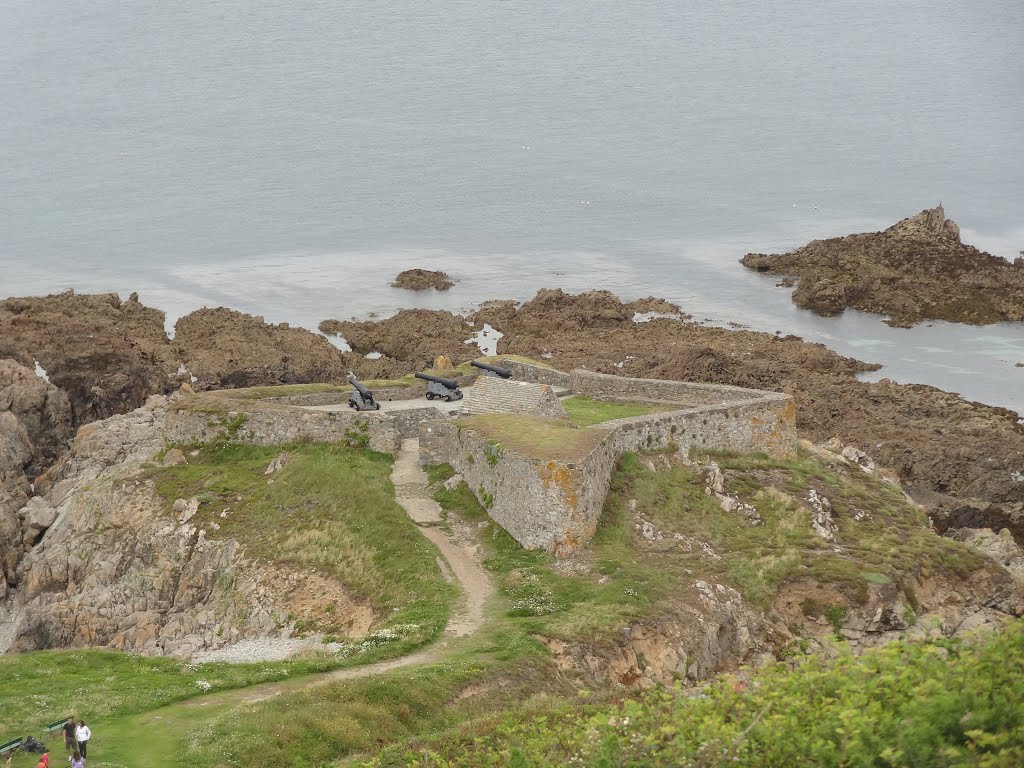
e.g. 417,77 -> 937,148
2,0 -> 1023,411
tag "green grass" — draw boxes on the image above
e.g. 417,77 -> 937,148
0,649 -> 347,747
614,448 -> 987,609
432,470 -> 665,644
457,414 -> 610,462
369,620 -> 1024,767
175,660 -> 567,768
562,395 -> 675,427
4,444 -> 995,768
147,443 -> 455,639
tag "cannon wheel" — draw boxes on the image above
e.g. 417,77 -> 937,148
443,394 -> 452,402
426,392 -> 435,400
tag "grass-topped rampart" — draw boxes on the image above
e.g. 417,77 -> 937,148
562,395 -> 676,427
456,413 -> 609,462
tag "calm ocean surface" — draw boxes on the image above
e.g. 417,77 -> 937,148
2,0 -> 1022,412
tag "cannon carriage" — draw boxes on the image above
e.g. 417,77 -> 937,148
415,371 -> 464,401
347,373 -> 381,411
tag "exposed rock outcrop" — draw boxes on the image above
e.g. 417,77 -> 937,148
0,359 -> 73,474
391,269 -> 455,291
740,206 -> 1024,326
0,291 -> 179,426
320,309 -> 478,369
0,360 -> 74,595
174,307 -> 358,389
2,398 -> 285,656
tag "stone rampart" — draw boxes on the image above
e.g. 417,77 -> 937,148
461,376 -> 568,419
418,420 -> 610,555
272,385 -> 421,407
422,363 -> 797,555
501,360 -> 572,388
165,402 -> 443,455
569,369 -> 779,407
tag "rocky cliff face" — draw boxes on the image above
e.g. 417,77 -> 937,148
1,398 -> 289,656
740,206 -> 1024,326
0,360 -> 73,604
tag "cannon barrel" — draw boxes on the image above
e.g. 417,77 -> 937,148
414,371 -> 459,389
470,360 -> 512,378
347,372 -> 373,398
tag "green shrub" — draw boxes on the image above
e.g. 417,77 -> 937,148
371,621 -> 1024,767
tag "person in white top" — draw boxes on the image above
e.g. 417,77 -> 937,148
75,721 -> 91,759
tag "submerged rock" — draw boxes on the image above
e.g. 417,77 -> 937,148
391,269 -> 455,291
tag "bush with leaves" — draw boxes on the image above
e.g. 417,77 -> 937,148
370,621 -> 1024,767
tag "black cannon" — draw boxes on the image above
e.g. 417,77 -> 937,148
470,360 -> 512,379
415,371 -> 464,401
347,373 -> 381,411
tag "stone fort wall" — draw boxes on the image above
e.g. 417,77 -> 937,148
421,363 -> 797,556
163,402 -> 441,455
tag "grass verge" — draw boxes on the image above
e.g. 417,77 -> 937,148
562,395 -> 675,427
0,649 -> 344,747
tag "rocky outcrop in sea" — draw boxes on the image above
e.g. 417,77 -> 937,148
740,206 -> 1024,327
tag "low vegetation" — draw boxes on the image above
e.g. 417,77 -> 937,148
148,442 -> 455,642
176,660 -> 568,768
0,649 -> 342,748
562,395 -> 674,427
3,444 -> 1004,768
661,449 -> 987,608
431,464 -> 663,643
370,620 -> 1024,767
457,413 -> 609,462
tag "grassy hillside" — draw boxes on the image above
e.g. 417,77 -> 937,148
148,442 -> 455,640
169,447 -> 995,768
369,620 -> 1024,767
0,445 -> 1005,768
0,649 -> 342,738
613,449 -> 985,610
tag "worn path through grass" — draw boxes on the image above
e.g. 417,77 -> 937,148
7,440 -> 495,768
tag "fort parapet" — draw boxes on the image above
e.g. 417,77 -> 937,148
420,364 -> 796,556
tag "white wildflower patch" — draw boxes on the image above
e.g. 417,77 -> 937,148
195,680 -> 212,692
334,623 -> 423,657
510,595 -> 557,616
505,569 -> 558,616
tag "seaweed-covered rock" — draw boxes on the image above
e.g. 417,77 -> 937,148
741,207 -> 1024,326
391,269 -> 454,291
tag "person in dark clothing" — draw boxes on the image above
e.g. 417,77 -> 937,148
62,718 -> 76,755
